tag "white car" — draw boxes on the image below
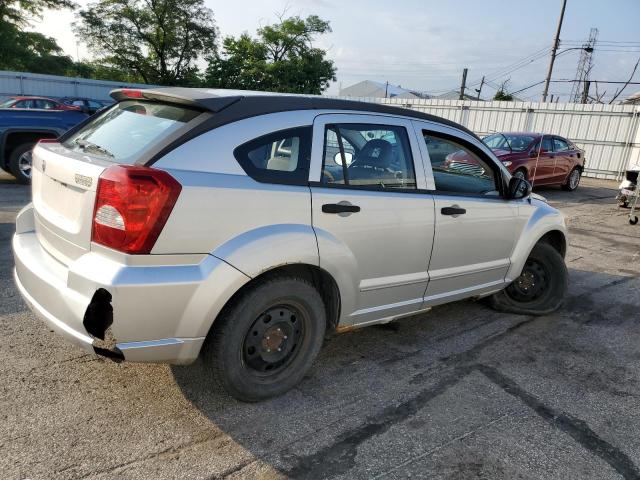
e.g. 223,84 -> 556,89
13,88 -> 568,401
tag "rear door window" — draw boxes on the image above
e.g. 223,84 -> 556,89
321,124 -> 416,189
62,100 -> 202,164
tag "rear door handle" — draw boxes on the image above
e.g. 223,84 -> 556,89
322,203 -> 360,214
441,206 -> 466,216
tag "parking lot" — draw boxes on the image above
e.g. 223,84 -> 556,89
1,169 -> 639,480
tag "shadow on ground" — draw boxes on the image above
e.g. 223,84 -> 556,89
171,267 -> 640,479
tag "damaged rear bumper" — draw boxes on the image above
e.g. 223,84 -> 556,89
12,204 -> 249,364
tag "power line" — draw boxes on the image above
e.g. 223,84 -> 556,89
465,46 -> 550,87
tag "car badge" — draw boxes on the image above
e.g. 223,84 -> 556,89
74,173 -> 93,188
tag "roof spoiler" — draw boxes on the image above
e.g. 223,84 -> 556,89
109,88 -> 242,113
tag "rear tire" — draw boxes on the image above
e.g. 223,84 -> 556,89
9,143 -> 35,184
203,276 -> 326,402
562,167 -> 581,191
489,242 -> 567,316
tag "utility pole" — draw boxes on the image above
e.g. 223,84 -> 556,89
475,76 -> 485,100
542,0 -> 567,102
459,68 -> 468,100
581,80 -> 590,103
384,81 -> 389,99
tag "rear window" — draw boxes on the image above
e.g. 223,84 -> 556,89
62,100 -> 201,164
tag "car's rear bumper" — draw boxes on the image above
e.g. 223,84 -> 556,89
12,204 -> 250,364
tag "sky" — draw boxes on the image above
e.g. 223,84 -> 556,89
32,0 -> 640,101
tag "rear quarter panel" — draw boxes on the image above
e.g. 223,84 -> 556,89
151,111 -> 321,276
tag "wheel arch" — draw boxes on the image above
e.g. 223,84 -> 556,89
1,128 -> 60,169
538,229 -> 567,258
203,263 -> 342,347
506,202 -> 568,283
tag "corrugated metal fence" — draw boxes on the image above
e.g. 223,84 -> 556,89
342,97 -> 640,180
0,70 -> 155,102
1,70 -> 638,179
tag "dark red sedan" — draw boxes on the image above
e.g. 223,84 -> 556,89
444,132 -> 585,191
0,96 -> 81,111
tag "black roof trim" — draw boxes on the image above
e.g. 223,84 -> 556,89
109,87 -> 479,166
111,87 -> 473,134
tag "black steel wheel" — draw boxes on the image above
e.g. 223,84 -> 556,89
504,259 -> 549,304
243,304 -> 306,375
203,275 -> 326,402
489,242 -> 567,315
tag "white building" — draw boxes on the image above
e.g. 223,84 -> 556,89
338,80 -> 429,99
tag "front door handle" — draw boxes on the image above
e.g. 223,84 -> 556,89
441,206 -> 466,216
322,203 -> 360,214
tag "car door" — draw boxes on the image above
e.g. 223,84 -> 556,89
309,113 -> 435,325
528,135 -> 556,185
551,136 -> 572,183
414,121 -> 520,305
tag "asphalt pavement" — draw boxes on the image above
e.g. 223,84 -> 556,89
1,169 -> 639,480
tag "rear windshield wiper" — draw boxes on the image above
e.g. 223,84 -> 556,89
75,138 -> 114,158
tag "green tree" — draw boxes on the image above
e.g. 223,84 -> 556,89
493,80 -> 514,101
72,61 -> 145,82
75,0 -> 217,85
0,0 -> 76,74
205,15 -> 336,94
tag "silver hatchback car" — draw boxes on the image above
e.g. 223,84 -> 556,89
13,88 -> 568,401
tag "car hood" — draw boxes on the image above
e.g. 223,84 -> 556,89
491,148 -> 512,157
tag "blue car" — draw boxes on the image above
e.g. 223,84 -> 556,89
0,107 -> 88,183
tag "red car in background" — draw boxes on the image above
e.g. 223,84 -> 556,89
0,96 -> 82,111
443,132 -> 585,191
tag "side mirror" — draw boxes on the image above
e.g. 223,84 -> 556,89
507,175 -> 531,199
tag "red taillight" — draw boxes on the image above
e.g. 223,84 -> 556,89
37,138 -> 58,144
92,165 -> 181,254
121,89 -> 145,99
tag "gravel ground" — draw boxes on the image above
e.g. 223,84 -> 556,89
1,169 -> 639,480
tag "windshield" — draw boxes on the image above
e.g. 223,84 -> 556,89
62,100 -> 201,164
483,133 -> 535,152
0,98 -> 16,107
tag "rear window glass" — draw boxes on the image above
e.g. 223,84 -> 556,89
62,100 -> 201,164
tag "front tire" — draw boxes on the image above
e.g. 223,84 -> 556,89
489,243 -> 568,315
562,167 -> 581,191
9,143 -> 35,184
203,276 -> 326,402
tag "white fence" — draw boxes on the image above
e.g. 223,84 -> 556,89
0,70 -> 156,102
1,70 -> 638,179
340,97 -> 640,180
